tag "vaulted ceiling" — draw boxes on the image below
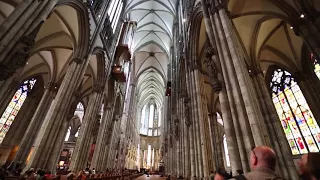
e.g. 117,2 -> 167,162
0,0 -> 22,25
0,1 -> 102,99
125,0 -> 177,109
228,0 -> 306,73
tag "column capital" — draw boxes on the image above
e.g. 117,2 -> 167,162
210,1 -> 228,14
248,67 -> 264,77
45,82 -> 58,91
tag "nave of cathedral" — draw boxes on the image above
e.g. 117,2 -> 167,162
0,0 -> 320,179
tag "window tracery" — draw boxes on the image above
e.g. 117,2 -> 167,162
0,78 -> 37,144
311,53 -> 320,79
140,103 -> 160,136
270,68 -> 320,154
107,0 -> 123,32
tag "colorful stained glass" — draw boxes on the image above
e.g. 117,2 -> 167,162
0,78 -> 37,144
270,69 -> 320,155
311,53 -> 320,79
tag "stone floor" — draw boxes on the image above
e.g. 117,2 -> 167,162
135,174 -> 167,179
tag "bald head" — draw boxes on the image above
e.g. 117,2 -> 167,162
250,146 -> 277,170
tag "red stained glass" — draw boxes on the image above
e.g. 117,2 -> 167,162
0,78 -> 37,144
271,69 -> 320,154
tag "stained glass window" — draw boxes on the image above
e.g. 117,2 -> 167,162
140,103 -> 160,136
311,53 -> 320,80
223,134 -> 230,167
270,68 -> 320,155
0,78 -> 37,144
148,105 -> 154,128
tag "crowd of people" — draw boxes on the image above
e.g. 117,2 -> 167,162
0,164 -> 133,180
0,146 -> 319,180
211,146 -> 320,180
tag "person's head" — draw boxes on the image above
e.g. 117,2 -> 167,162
250,146 -> 277,171
298,153 -> 320,180
236,169 -> 243,175
214,168 -> 228,180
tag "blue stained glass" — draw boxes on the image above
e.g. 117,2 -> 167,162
270,69 -> 320,154
0,78 -> 37,144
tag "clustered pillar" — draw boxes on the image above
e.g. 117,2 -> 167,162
69,87 -> 104,171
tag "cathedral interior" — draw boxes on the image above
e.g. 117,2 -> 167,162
0,0 -> 320,179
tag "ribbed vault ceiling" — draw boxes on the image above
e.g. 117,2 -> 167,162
0,2 -> 100,99
228,0 -> 307,73
126,0 -> 176,108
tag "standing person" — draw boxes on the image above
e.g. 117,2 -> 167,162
231,146 -> 283,180
298,152 -> 320,180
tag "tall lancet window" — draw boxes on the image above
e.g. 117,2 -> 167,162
223,134 -> 230,167
270,68 -> 320,155
148,105 -> 155,128
140,105 -> 148,135
311,53 -> 320,80
0,78 -> 37,144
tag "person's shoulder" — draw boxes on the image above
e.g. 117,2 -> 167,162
231,174 -> 247,180
243,171 -> 284,180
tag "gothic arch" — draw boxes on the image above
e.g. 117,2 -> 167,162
187,5 -> 203,65
56,0 -> 90,58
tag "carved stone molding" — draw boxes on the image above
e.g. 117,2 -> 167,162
204,43 -> 222,93
248,67 -> 263,77
45,82 -> 59,91
0,21 -> 44,81
93,84 -> 104,93
210,0 -> 228,14
184,97 -> 191,127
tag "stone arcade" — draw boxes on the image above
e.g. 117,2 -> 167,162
0,0 -> 320,179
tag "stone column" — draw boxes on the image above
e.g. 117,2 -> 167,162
250,72 -> 298,179
0,0 -> 33,38
24,58 -> 90,171
0,0 -> 58,63
185,63 -> 199,179
184,121 -> 190,178
200,0 -> 243,174
46,117 -> 70,172
191,66 -> 210,179
14,82 -> 57,163
183,99 -> 195,178
116,82 -> 135,169
0,1 -> 59,81
208,113 -> 219,170
69,89 -> 103,171
106,119 -> 121,169
90,103 -> 113,171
